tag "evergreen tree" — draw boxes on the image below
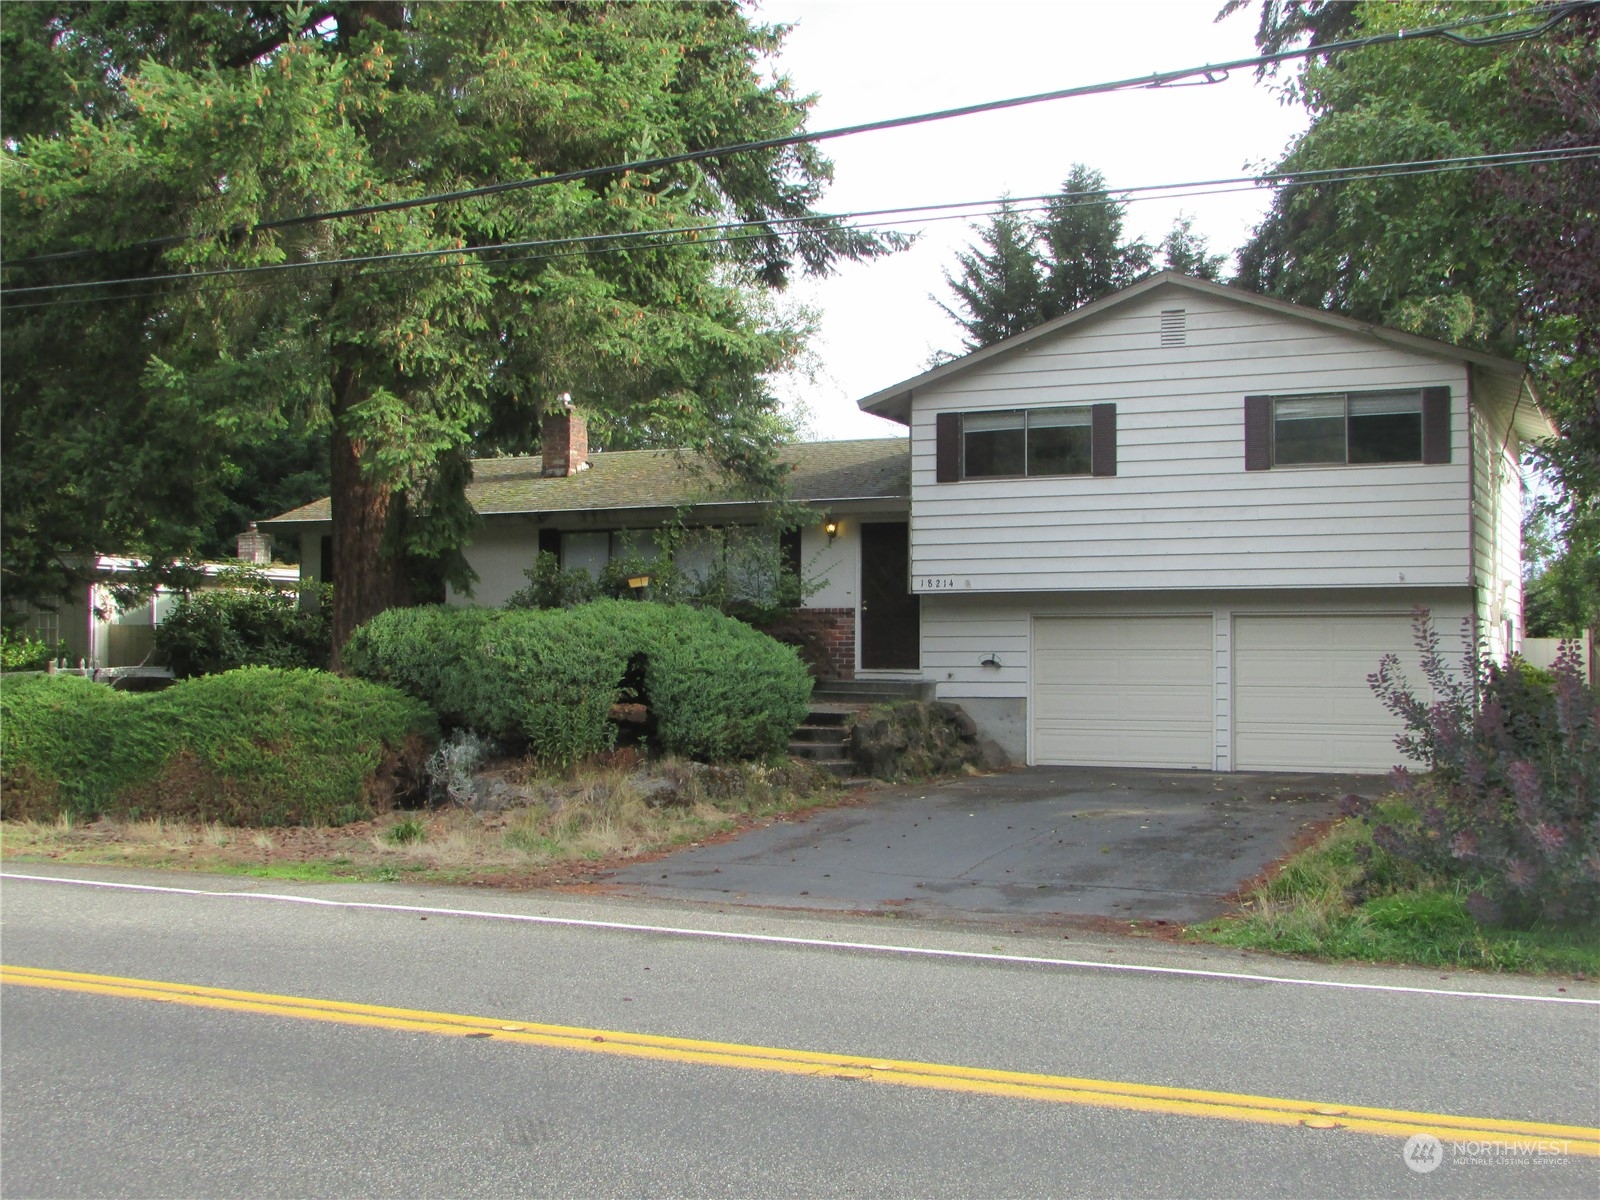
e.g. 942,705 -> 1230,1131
1037,164 -> 1145,320
1158,215 -> 1227,281
935,199 -> 1044,353
1,2 -> 893,656
938,164 -> 1216,353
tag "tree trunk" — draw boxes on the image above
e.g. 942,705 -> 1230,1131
327,354 -> 410,670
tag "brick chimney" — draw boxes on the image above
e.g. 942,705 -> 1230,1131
541,393 -> 588,477
235,522 -> 273,564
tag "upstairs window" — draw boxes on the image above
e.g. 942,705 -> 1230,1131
956,406 -> 1100,479
1246,388 -> 1447,470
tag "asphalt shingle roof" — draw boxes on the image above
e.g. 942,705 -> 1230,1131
263,437 -> 909,527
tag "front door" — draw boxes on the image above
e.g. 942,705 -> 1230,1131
859,522 -> 919,670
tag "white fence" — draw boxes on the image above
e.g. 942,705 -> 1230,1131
1522,632 -> 1594,682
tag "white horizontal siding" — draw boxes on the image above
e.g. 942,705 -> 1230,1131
1471,397 -> 1526,661
910,289 -> 1473,592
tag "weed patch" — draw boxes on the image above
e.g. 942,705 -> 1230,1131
3,755 -> 843,886
1191,818 -> 1599,976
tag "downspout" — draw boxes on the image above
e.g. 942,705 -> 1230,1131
1465,369 -> 1480,707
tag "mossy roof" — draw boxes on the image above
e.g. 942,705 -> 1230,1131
263,437 -> 910,528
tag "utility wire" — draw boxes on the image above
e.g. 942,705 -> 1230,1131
4,145 -> 1592,301
5,145 -> 1596,315
2,1 -> 1589,271
7,146 -> 1596,310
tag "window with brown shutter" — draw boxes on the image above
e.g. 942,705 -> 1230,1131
1249,388 -> 1443,468
1091,403 -> 1117,477
942,404 -> 1116,479
1421,387 -> 1452,464
1244,395 -> 1272,471
935,412 -> 962,482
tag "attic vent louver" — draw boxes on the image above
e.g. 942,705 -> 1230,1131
1160,308 -> 1187,347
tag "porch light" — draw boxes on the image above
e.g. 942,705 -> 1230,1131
824,520 -> 839,543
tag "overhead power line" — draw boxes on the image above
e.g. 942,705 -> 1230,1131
2,1 -> 1590,272
11,144 -> 1599,315
3,145 -> 1592,302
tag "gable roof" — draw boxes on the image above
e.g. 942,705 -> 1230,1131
261,437 -> 910,529
857,272 -> 1549,437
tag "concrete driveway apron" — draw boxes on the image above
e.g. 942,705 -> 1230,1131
603,767 -> 1383,923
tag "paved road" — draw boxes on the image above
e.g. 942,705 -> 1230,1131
608,768 -> 1367,922
2,865 -> 1596,1198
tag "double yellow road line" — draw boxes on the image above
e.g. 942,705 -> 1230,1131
5,963 -> 1596,1155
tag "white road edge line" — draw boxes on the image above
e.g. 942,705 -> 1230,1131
3,870 -> 1594,1006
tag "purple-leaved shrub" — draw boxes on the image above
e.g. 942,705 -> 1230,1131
1353,607 -> 1600,928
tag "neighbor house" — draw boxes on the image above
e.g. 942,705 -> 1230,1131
261,424 -> 912,683
263,272 -> 1553,775
4,525 -> 297,671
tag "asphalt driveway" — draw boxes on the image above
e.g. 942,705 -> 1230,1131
604,767 -> 1385,924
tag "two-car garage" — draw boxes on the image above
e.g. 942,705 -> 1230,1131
1030,612 -> 1426,774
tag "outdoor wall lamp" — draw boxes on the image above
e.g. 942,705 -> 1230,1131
824,520 -> 839,544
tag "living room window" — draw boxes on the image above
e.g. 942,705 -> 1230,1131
962,407 -> 1094,478
1272,390 -> 1424,466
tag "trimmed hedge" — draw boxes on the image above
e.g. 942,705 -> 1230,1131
1,669 -> 437,826
344,600 -> 813,764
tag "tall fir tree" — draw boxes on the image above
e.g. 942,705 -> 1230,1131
1036,163 -> 1147,321
938,164 -> 1221,354
935,199 -> 1044,354
2,2 -> 894,657
1158,215 -> 1227,281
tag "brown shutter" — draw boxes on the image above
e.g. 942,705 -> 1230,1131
1421,386 -> 1451,464
1244,395 -> 1273,471
935,412 -> 962,482
1091,403 -> 1117,477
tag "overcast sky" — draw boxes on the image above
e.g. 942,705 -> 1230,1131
757,0 -> 1311,440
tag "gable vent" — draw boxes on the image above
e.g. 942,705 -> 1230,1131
1160,308 -> 1187,347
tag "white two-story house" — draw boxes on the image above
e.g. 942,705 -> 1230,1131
855,272 -> 1552,774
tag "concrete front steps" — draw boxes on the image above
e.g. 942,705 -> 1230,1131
789,703 -> 862,778
789,680 -> 934,778
811,678 -> 933,706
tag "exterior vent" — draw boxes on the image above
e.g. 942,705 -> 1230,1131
1160,308 -> 1187,347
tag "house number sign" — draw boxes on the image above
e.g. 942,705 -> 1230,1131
914,577 -> 960,591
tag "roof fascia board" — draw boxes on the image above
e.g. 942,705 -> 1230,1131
260,495 -> 909,534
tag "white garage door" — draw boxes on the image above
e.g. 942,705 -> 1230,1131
1233,614 -> 1421,773
1033,615 -> 1213,768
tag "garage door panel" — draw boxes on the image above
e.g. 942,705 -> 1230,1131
1033,616 -> 1212,769
1234,614 -> 1427,774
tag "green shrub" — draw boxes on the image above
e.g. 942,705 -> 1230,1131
505,551 -> 599,610
345,600 -> 812,765
1,627 -> 64,673
154,572 -> 330,677
1362,610 -> 1600,927
1,669 -> 436,826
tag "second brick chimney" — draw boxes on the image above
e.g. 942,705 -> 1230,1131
541,394 -> 588,477
234,522 -> 273,564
